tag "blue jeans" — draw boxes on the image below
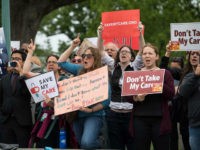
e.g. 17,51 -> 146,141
189,126 -> 200,150
73,116 -> 103,149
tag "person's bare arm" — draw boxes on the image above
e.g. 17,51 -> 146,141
58,34 -> 80,62
138,21 -> 145,56
23,39 -> 40,78
97,23 -> 104,55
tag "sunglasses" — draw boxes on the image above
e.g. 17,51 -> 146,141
82,54 -> 94,59
71,58 -> 82,63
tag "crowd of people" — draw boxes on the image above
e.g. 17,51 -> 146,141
0,22 -> 199,150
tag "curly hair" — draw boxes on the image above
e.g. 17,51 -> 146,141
79,47 -> 102,75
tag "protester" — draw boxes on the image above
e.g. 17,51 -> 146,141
0,49 -> 32,148
71,54 -> 83,64
133,43 -> 175,150
96,22 -> 145,150
104,42 -> 119,60
58,40 -> 111,149
106,45 -> 136,150
160,42 -> 190,150
178,51 -> 200,150
22,41 -> 77,148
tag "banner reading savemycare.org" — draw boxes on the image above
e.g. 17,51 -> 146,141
122,69 -> 165,96
102,9 -> 140,50
170,22 -> 200,51
0,28 -> 9,78
54,66 -> 108,116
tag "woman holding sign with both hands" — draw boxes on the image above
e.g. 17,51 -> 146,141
132,43 -> 175,150
57,34 -> 111,149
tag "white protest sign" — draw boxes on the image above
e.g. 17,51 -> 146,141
25,71 -> 59,103
170,22 -> 200,51
11,41 -> 20,51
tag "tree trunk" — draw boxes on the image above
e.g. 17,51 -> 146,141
10,0 -> 85,44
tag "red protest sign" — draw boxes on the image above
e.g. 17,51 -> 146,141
102,9 -> 140,50
122,69 -> 165,96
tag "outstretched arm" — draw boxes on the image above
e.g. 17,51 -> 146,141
23,39 -> 40,78
138,21 -> 145,56
131,22 -> 145,70
97,23 -> 104,55
160,41 -> 171,69
58,34 -> 80,62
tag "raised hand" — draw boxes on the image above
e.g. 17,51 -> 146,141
97,23 -> 103,37
138,21 -> 144,32
165,41 -> 172,57
72,33 -> 81,48
27,39 -> 36,54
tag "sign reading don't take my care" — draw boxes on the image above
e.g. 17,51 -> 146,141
122,69 -> 165,96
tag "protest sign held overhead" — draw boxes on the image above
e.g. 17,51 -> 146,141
25,71 -> 59,103
102,9 -> 141,50
54,66 -> 109,116
170,22 -> 200,51
122,69 -> 165,96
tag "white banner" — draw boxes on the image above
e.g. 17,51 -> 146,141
170,22 -> 200,51
25,71 -> 59,103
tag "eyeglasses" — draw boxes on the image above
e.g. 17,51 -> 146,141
120,50 -> 131,54
82,54 -> 94,59
11,57 -> 22,61
47,61 -> 57,64
71,58 -> 82,63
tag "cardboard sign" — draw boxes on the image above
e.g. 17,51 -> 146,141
102,9 -> 140,50
0,28 -> 9,78
25,71 -> 59,103
76,37 -> 97,56
170,22 -> 200,51
122,69 -> 165,96
54,66 -> 109,116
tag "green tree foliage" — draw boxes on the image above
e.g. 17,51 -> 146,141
38,0 -> 200,57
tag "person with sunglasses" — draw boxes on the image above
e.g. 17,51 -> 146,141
178,51 -> 200,150
58,41 -> 111,149
0,49 -> 33,148
71,55 -> 83,64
